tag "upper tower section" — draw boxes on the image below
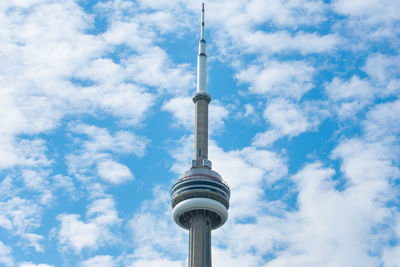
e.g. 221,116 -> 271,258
171,1 -> 230,235
193,1 -> 211,169
196,2 -> 207,92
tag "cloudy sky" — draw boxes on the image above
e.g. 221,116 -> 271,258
1,0 -> 400,266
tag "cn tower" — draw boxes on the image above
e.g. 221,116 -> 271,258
171,2 -> 230,267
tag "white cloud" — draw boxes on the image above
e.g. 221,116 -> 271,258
136,0 -> 193,10
382,212 -> 400,267
162,97 -> 193,129
66,124 -> 146,186
97,160 -> 133,184
0,89 -> 27,136
253,99 -> 326,146
52,175 -> 76,197
70,123 -> 148,156
363,99 -> 400,141
79,255 -> 116,267
0,242 -> 14,267
363,53 -> 400,96
242,31 -> 340,55
14,139 -> 52,167
4,0 -> 42,8
77,58 -> 125,85
98,0 -> 195,36
22,233 -> 44,253
252,130 -> 282,147
210,101 -> 230,134
243,0 -> 326,27
124,186 -> 187,266
0,137 -> 51,170
22,170 -> 53,205
208,0 -> 327,35
0,86 -> 60,140
137,11 -> 181,34
76,83 -> 154,126
87,198 -> 121,226
128,258 -> 184,267
265,99 -> 309,136
240,147 -> 288,181
0,177 -> 14,199
57,198 -> 120,253
1,1 -> 99,81
125,47 -> 195,95
169,135 -> 194,174
0,197 -> 43,251
128,187 -> 186,256
242,104 -> 256,117
237,61 -> 315,100
325,76 -> 375,118
383,245 -> 400,267
326,54 -> 400,120
331,0 -> 400,43
204,0 -> 340,59
332,0 -> 400,23
332,138 -> 399,185
19,263 -> 54,267
326,76 -> 374,101
213,247 -> 261,267
234,103 -> 261,125
0,198 -> 38,231
102,19 -> 154,51
364,54 -> 400,82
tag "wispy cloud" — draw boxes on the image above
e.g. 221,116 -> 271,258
0,241 -> 14,267
79,255 -> 116,267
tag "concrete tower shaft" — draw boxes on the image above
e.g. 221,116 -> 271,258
171,2 -> 230,267
194,96 -> 209,167
190,211 -> 211,267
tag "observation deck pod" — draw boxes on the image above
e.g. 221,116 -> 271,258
171,168 -> 230,230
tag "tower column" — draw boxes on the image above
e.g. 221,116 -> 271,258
194,99 -> 209,166
189,211 -> 212,267
171,2 -> 230,267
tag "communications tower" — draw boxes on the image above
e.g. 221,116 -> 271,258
171,2 -> 230,267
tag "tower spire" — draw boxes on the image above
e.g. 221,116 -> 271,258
201,2 -> 205,40
197,1 -> 207,92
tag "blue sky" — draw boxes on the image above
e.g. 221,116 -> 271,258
1,0 -> 400,266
